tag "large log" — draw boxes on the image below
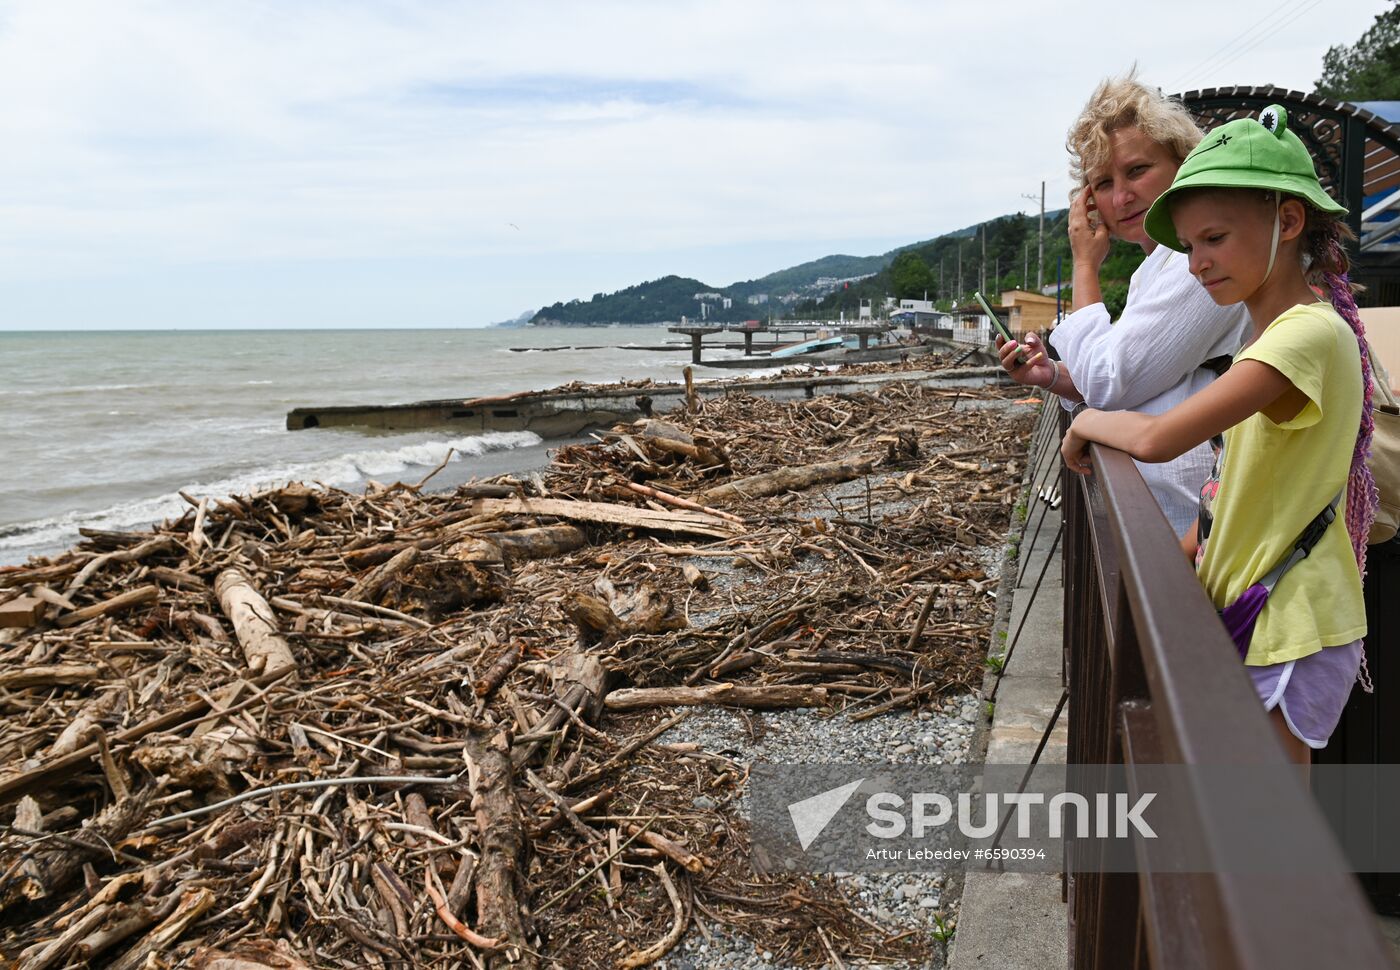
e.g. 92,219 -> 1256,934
640,420 -> 730,469
214,569 -> 297,676
345,545 -> 419,602
468,497 -> 738,539
463,728 -> 537,969
450,525 -> 586,566
701,457 -> 875,503
0,665 -> 100,690
494,525 -> 587,563
604,684 -> 829,712
560,593 -> 621,648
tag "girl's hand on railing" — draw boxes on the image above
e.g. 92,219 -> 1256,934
1061,413 -> 1095,475
996,332 -> 1055,389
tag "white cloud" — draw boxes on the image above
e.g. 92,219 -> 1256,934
0,0 -> 1386,326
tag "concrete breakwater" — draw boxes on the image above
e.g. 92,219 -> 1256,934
286,364 -> 1006,438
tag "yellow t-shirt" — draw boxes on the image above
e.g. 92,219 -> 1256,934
1195,302 -> 1367,666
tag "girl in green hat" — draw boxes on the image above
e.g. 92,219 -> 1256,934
1060,105 -> 1379,764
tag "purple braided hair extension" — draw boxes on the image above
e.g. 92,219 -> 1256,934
1319,247 -> 1379,694
1320,259 -> 1378,578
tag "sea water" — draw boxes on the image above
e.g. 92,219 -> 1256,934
0,325 -> 766,565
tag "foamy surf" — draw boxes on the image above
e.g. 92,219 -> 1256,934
0,430 -> 542,556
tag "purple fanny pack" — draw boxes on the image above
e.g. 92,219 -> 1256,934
1218,493 -> 1341,658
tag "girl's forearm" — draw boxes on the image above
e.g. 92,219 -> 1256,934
1074,409 -> 1161,459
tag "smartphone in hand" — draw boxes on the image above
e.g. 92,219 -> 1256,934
974,291 -> 1016,345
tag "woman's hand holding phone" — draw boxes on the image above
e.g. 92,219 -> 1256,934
996,331 -> 1056,391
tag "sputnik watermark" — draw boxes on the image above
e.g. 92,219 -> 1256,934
750,764 -> 1168,874
862,791 -> 1156,841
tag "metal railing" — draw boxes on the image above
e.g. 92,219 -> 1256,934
1056,408 -> 1394,968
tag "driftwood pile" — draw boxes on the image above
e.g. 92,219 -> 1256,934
0,375 -> 1035,969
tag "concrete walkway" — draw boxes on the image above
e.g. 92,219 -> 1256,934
949,450 -> 1069,970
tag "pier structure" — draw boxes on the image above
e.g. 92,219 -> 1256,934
285,365 -> 1002,437
668,321 -> 894,363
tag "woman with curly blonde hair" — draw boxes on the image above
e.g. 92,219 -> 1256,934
998,72 -> 1250,536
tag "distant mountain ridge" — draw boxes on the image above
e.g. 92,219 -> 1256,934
530,209 -> 1074,326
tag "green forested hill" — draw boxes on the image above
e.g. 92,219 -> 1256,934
532,275 -> 743,326
530,206 -> 1146,325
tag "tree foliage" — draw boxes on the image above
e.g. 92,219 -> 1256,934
1316,1 -> 1400,101
889,251 -> 936,300
533,275 -> 754,325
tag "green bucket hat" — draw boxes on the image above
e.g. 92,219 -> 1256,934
1143,104 -> 1348,252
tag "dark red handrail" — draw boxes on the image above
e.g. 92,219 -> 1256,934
1059,410 -> 1393,968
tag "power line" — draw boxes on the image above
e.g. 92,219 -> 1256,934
1167,0 -> 1312,92
1202,0 -> 1325,81
1168,0 -> 1310,90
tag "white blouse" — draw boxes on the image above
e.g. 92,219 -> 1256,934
1050,245 -> 1252,537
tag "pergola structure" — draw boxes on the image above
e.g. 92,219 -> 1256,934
1179,86 -> 1400,305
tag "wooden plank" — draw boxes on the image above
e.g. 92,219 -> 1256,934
604,684 -> 828,712
469,497 -> 738,538
0,595 -> 47,629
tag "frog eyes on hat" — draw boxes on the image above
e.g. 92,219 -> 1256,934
1259,105 -> 1288,137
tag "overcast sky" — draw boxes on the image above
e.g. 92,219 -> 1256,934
0,0 -> 1386,330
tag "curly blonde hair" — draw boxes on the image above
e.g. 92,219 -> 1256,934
1066,71 -> 1204,191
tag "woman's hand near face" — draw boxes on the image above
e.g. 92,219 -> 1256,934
996,332 -> 1055,390
1068,188 -> 1110,312
1068,188 -> 1111,270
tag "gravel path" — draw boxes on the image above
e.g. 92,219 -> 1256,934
650,396 -> 1031,969
653,695 -> 987,969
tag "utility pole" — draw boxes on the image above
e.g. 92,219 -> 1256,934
1023,241 -> 1029,287
1021,181 -> 1046,290
981,226 -> 988,295
1038,181 -> 1045,290
939,257 -> 945,299
995,256 -> 1000,291
957,242 -> 963,301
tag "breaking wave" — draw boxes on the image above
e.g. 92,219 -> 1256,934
0,430 -> 542,554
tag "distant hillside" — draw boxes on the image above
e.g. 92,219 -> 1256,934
533,275 -> 735,326
488,309 -> 536,328
528,206 -> 1137,326
726,253 -> 892,300
801,207 -> 1148,320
